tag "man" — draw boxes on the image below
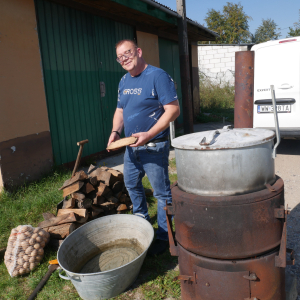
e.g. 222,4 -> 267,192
107,39 -> 180,256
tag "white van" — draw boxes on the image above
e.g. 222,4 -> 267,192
252,36 -> 300,138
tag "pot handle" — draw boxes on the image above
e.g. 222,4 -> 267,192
165,200 -> 178,256
200,130 -> 220,145
270,85 -> 281,159
59,268 -> 71,280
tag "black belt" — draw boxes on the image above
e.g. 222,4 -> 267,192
146,137 -> 169,145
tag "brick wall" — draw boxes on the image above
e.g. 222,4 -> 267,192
198,45 -> 248,86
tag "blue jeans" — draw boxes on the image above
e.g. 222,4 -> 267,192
123,141 -> 172,241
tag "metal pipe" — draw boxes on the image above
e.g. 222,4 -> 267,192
234,51 -> 254,128
270,85 -> 281,158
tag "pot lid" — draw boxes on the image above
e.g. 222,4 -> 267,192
171,126 -> 275,150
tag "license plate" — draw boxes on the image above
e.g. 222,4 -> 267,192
257,104 -> 291,113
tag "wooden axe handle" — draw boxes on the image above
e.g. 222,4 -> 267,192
77,139 -> 89,146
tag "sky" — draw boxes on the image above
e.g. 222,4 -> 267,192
157,0 -> 300,39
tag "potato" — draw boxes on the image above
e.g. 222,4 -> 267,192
23,255 -> 29,261
45,232 -> 50,239
25,246 -> 34,255
30,262 -> 37,270
17,251 -> 25,258
12,270 -> 19,277
30,249 -> 38,257
21,242 -> 29,250
23,262 -> 29,269
35,255 -> 42,262
20,226 -> 30,233
40,241 -> 46,248
33,227 -> 41,233
29,238 -> 35,245
17,258 -> 24,265
19,268 -> 26,275
32,233 -> 38,239
35,236 -> 42,243
19,233 -> 26,240
37,248 -> 44,256
33,243 -> 40,249
24,231 -> 32,237
29,256 -> 35,263
16,225 -> 22,231
11,229 -> 18,235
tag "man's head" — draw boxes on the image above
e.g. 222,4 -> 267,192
116,39 -> 146,76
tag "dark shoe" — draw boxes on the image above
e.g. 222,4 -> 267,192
147,239 -> 169,257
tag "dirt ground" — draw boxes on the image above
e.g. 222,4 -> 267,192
275,139 -> 300,296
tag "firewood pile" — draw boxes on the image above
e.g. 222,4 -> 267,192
39,165 -> 135,248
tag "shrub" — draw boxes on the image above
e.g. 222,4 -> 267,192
200,77 -> 235,109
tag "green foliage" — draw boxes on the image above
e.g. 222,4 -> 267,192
253,19 -> 280,43
199,78 -> 235,109
203,2 -> 252,44
287,9 -> 300,37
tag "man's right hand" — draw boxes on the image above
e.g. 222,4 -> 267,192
107,132 -> 121,152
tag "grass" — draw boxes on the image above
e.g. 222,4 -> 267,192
0,162 -> 180,300
196,77 -> 235,124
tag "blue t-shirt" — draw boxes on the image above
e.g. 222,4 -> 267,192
117,65 -> 178,140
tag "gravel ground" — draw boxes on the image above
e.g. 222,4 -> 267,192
275,139 -> 300,298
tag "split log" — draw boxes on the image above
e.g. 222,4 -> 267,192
114,191 -> 122,199
119,194 -> 127,203
97,183 -> 111,197
38,213 -> 77,228
89,176 -> 98,186
107,169 -> 123,183
117,204 -> 128,211
59,170 -> 88,190
100,202 -> 115,211
62,198 -> 75,209
93,195 -> 105,206
62,181 -> 84,197
91,205 -> 104,218
77,198 -> 92,209
45,223 -> 76,239
112,181 -> 123,194
81,182 -> 95,194
72,192 -> 85,201
106,196 -> 119,204
57,208 -> 88,224
88,164 -> 97,174
43,212 -> 56,221
97,171 -> 112,186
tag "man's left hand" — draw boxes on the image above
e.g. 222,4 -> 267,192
130,132 -> 152,147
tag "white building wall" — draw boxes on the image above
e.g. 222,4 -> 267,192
198,45 -> 248,86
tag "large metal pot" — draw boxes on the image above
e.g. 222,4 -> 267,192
172,127 -> 277,196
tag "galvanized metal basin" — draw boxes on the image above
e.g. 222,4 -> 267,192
172,127 -> 276,196
57,215 -> 154,300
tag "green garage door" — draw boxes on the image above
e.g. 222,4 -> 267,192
35,0 -> 135,165
158,38 -> 183,125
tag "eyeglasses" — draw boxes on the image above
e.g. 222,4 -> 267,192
116,48 -> 136,63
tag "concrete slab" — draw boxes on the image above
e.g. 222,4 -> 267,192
286,271 -> 298,300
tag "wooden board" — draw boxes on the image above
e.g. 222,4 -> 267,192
106,137 -> 137,150
57,208 -> 88,224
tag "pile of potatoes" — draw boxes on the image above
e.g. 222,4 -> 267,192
4,225 -> 50,277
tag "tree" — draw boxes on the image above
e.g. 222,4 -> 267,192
253,19 -> 280,43
204,2 -> 252,44
287,10 -> 300,37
